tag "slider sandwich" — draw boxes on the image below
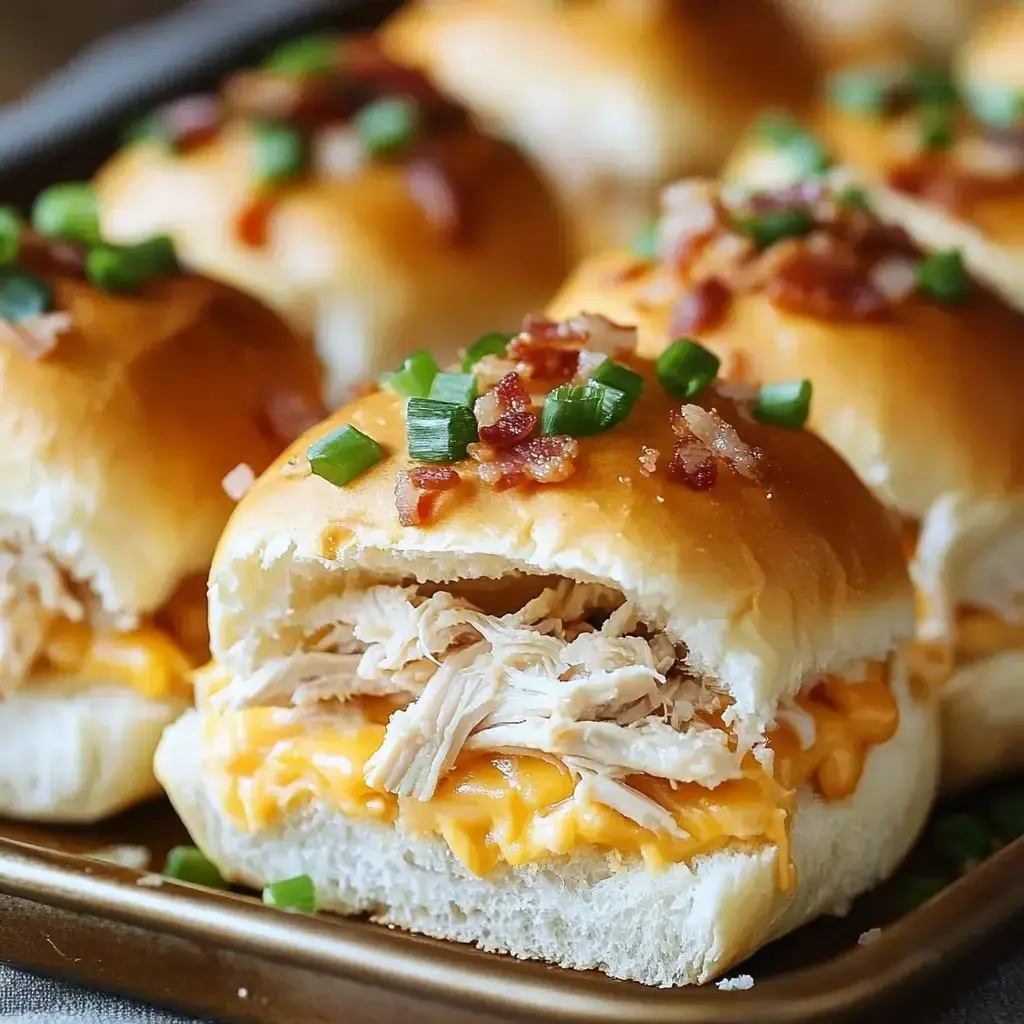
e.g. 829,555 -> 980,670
549,173 -> 1024,790
157,314 -> 938,986
383,0 -> 814,255
94,33 -> 568,405
0,184 -> 320,821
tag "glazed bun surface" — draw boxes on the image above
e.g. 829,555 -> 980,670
0,265 -> 320,617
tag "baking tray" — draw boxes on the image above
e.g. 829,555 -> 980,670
0,1 -> 1022,1021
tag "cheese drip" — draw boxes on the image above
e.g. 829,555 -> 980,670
200,665 -> 897,889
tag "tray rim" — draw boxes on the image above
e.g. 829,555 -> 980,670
0,833 -> 1021,1024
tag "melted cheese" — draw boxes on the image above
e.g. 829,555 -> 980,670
40,620 -> 194,700
201,666 -> 898,888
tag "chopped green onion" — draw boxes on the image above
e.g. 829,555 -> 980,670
590,360 -> 644,426
734,207 -> 813,250
262,34 -> 341,76
383,349 -> 439,398
906,65 -> 958,106
308,424 -> 384,487
32,182 -> 101,245
163,845 -> 226,888
262,874 -> 317,913
920,102 -> 954,150
252,119 -> 307,186
916,249 -> 968,304
930,813 -> 995,871
354,97 -> 420,158
0,207 -> 21,267
631,221 -> 660,262
893,874 -> 948,914
428,371 -> 478,407
461,331 -> 512,371
541,383 -> 605,436
963,82 -> 1024,129
656,338 -> 720,399
751,111 -> 831,177
827,67 -> 895,115
837,184 -> 869,210
753,379 -> 812,429
0,272 -> 52,322
985,790 -> 1024,841
85,236 -> 178,294
590,381 -> 635,430
406,397 -> 478,463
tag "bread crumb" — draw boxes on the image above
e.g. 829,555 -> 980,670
84,845 -> 151,870
136,874 -> 166,888
222,462 -> 256,501
858,927 -> 883,946
716,974 -> 754,991
237,987 -> 249,999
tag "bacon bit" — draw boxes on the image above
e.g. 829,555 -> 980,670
637,446 -> 660,477
258,389 -> 326,445
473,389 -> 502,428
676,404 -> 766,483
518,314 -> 565,340
506,325 -> 583,381
765,247 -> 888,320
155,94 -> 222,152
407,466 -> 460,491
222,462 -> 256,501
668,278 -> 732,336
0,311 -> 72,360
470,435 -> 579,490
869,256 -> 918,302
609,260 -> 651,284
45,242 -> 86,275
572,349 -> 609,384
563,313 -> 638,355
475,371 -> 537,446
223,70 -> 350,126
405,158 -> 464,243
479,410 -> 536,447
235,195 -> 279,249
396,466 -> 461,526
666,434 -> 717,491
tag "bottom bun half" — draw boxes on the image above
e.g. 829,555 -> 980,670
156,678 -> 938,987
0,681 -> 186,823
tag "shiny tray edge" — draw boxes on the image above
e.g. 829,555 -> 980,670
0,834 -> 1021,1024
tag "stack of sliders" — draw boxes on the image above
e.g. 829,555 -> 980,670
157,313 -> 938,986
725,0 -> 1024,309
549,171 -> 1024,791
0,182 -> 320,821
93,33 -> 569,405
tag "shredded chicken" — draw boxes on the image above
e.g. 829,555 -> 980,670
0,540 -> 83,693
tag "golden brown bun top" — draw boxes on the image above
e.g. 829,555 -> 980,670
0,262 -> 321,617
958,1 -> 1024,95
548,248 -> 1024,521
211,345 -> 911,715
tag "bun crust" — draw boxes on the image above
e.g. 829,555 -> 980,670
154,672 -> 938,987
96,123 -> 569,405
210,353 -> 910,714
0,267 -> 320,617
547,250 -> 1024,521
958,1 -> 1024,96
384,0 -> 813,252
0,680 -> 185,822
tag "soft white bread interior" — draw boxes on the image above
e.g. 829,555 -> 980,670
155,666 -> 938,987
208,358 -> 912,721
0,679 -> 185,822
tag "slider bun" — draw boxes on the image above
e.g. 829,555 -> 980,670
957,0 -> 1024,96
211,353 -> 910,718
0,268 -> 320,618
155,668 -> 939,987
547,250 -> 1024,521
95,123 -> 569,405
0,680 -> 185,822
383,0 -> 814,253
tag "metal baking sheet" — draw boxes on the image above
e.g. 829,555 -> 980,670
0,1 -> 1022,1021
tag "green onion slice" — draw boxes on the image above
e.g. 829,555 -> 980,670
32,182 -> 101,245
354,97 -> 420,158
827,67 -> 896,115
308,424 -> 384,487
590,360 -> 644,426
262,34 -> 341,76
252,119 -> 307,186
930,812 -> 994,871
906,65 -> 958,106
631,221 -> 660,262
406,397 -> 478,463
751,111 -> 831,177
163,845 -> 227,888
963,82 -> 1024,129
0,207 -> 22,268
753,379 -> 812,429
734,207 -> 812,250
0,272 -> 52,322
428,371 -> 478,407
656,338 -> 720,399
85,236 -> 178,294
383,349 -> 439,398
916,249 -> 968,304
837,184 -> 869,210
541,383 -> 605,437
920,101 -> 954,151
262,874 -> 317,913
461,331 -> 512,371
